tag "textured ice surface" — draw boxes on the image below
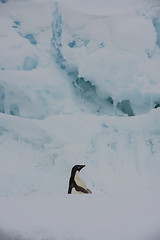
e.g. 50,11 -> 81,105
52,0 -> 160,115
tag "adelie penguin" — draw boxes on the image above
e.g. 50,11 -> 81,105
68,165 -> 92,194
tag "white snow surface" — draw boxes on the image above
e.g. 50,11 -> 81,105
0,194 -> 160,240
0,0 -> 160,239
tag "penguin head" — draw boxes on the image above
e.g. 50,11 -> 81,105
71,165 -> 85,174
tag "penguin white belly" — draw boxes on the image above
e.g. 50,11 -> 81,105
71,171 -> 88,194
74,171 -> 87,189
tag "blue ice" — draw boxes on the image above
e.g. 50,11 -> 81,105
68,40 -> 76,48
25,34 -> 37,45
99,42 -> 104,48
153,18 -> 160,47
117,100 -> 134,116
23,56 -> 38,71
51,3 -> 66,68
0,85 -> 5,113
13,21 -> 20,26
10,104 -> 20,116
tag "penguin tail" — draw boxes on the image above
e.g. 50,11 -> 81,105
87,188 -> 92,194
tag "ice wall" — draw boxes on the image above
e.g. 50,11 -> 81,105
51,2 -> 160,116
0,1 -> 75,119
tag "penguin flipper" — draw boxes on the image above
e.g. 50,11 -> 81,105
75,185 -> 89,194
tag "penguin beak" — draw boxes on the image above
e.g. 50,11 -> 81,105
80,165 -> 85,170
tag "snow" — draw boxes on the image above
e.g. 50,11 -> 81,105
0,0 -> 160,239
58,0 -> 160,115
0,194 -> 160,240
0,110 -> 160,239
1,110 -> 160,196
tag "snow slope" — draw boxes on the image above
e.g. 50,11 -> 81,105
0,0 -> 160,239
0,109 -> 160,196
